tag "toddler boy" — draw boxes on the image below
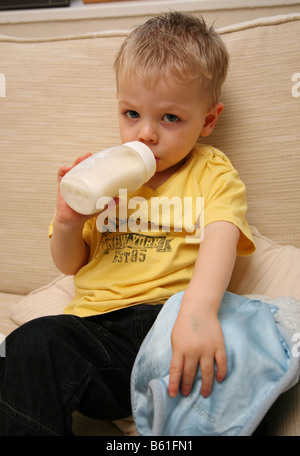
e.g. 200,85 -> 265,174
0,12 -> 254,435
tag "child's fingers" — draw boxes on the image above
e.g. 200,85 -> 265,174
57,165 -> 72,182
72,153 -> 92,168
200,348 -> 227,397
180,358 -> 199,397
168,352 -> 184,398
215,347 -> 227,383
199,356 -> 215,398
57,154 -> 93,183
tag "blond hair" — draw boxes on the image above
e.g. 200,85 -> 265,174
114,12 -> 229,108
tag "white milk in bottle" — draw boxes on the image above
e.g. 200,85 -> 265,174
60,141 -> 156,215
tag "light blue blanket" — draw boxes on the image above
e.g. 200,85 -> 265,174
131,292 -> 299,436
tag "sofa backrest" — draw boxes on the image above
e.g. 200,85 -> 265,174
0,14 -> 299,294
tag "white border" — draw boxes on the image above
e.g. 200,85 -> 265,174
1,0 -> 300,24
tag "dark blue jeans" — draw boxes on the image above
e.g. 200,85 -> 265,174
0,304 -> 162,436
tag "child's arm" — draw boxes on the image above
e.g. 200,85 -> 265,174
50,155 -> 93,275
168,221 -> 240,398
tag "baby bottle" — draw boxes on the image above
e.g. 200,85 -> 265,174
60,141 -> 156,215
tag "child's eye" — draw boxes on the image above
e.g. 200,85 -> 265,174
163,114 -> 179,123
125,110 -> 140,119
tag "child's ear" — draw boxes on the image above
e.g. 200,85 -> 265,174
200,103 -> 224,137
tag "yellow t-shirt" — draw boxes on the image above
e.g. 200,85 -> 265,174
51,145 -> 255,317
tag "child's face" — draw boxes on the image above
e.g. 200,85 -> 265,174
117,73 -> 222,175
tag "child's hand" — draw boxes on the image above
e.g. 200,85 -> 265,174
168,304 -> 227,398
55,154 -> 94,226
56,153 -> 119,227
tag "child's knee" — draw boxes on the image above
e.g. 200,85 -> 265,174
6,316 -> 65,357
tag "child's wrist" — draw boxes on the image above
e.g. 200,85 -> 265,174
53,213 -> 85,234
182,288 -> 222,314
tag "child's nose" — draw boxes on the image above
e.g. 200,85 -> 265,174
138,120 -> 158,144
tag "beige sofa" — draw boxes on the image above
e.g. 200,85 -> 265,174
0,13 -> 300,436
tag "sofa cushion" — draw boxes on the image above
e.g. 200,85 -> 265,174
9,226 -> 300,326
10,274 -> 74,326
0,292 -> 19,337
228,226 -> 300,300
0,14 -> 300,297
204,14 -> 300,248
0,31 -> 125,295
